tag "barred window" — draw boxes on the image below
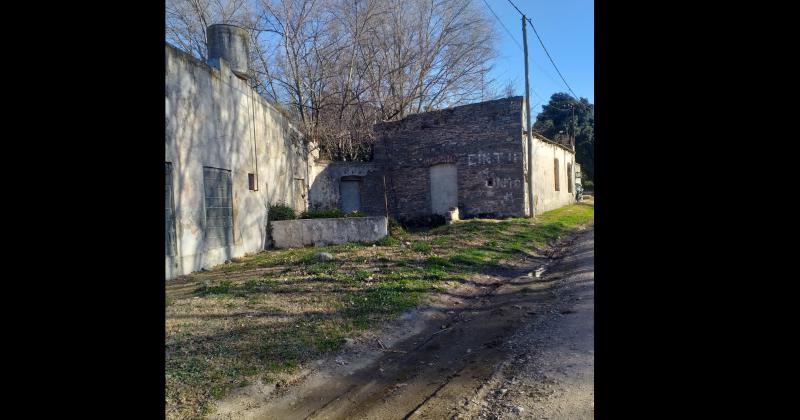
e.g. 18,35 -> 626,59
165,163 -> 177,256
203,167 -> 233,249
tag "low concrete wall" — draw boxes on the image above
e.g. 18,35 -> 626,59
271,216 -> 388,248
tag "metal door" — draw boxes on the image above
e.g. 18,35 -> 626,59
429,164 -> 458,215
339,178 -> 361,213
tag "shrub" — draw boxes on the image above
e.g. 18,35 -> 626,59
269,203 -> 296,221
375,235 -> 400,246
388,217 -> 405,237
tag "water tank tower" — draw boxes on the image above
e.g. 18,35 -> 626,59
206,24 -> 250,79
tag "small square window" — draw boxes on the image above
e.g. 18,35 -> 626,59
486,177 -> 494,187
248,173 -> 256,191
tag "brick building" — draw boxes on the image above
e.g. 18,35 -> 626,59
310,96 -> 578,223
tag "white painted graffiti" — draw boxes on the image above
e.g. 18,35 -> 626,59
488,177 -> 522,189
467,151 -> 521,166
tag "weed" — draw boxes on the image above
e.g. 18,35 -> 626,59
354,270 -> 373,282
196,280 -> 232,296
411,241 -> 432,253
244,278 -> 278,291
375,235 -> 399,246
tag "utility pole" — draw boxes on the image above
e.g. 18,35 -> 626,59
523,15 -> 535,218
571,103 -> 575,151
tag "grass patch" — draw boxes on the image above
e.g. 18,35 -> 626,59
375,235 -> 400,246
425,255 -> 453,268
345,278 -> 437,328
196,280 -> 232,296
354,269 -> 373,282
165,203 -> 593,419
411,241 -> 432,253
307,262 -> 337,276
244,278 -> 278,291
450,248 -> 493,266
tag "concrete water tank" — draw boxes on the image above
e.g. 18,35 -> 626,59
207,24 -> 249,78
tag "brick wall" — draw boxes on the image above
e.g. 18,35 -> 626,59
374,97 -> 527,222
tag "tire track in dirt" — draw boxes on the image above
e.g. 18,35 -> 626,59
210,227 -> 591,420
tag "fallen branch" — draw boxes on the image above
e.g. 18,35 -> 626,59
429,326 -> 453,337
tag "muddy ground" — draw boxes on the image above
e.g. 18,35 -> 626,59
474,227 -> 593,419
208,224 -> 594,419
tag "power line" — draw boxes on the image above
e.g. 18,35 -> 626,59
481,0 -> 522,51
480,0 -> 548,100
504,0 -> 525,16
505,0 -> 580,100
526,16 -> 579,99
481,0 -> 564,93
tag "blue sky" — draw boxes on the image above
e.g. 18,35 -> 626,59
481,0 -> 594,118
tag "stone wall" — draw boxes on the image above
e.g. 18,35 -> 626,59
374,97 -> 527,222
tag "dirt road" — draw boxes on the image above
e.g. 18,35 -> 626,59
211,226 -> 594,420
474,227 -> 594,419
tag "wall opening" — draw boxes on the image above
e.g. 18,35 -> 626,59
165,162 -> 177,256
248,173 -> 256,191
429,163 -> 458,215
203,167 -> 233,250
567,163 -> 573,193
486,177 -> 494,187
554,158 -> 560,191
339,176 -> 362,213
294,178 -> 307,211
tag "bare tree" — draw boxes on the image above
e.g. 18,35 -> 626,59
166,0 -> 499,161
503,81 -> 515,98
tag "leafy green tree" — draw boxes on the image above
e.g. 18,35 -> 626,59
533,92 -> 594,183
